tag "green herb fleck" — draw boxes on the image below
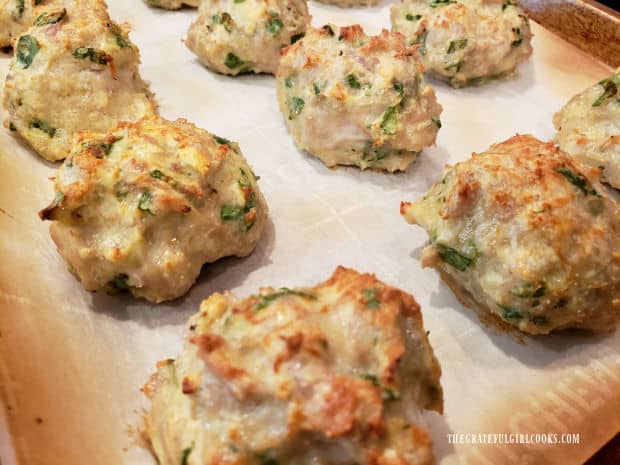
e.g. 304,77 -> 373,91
220,205 -> 244,220
380,106 -> 398,135
224,52 -> 243,69
393,82 -> 404,98
432,118 -> 441,128
12,0 -> 24,20
266,14 -> 283,36
9,122 -> 16,131
34,8 -> 67,26
346,74 -> 361,89
511,27 -> 522,47
72,47 -> 111,65
29,118 -> 56,137
502,1 -> 516,10
254,288 -> 317,311
436,243 -> 475,272
531,316 -> 548,326
181,444 -> 194,465
360,374 -> 400,401
406,14 -> 422,21
288,97 -> 304,120
150,169 -> 164,179
16,35 -> 39,69
322,24 -> 335,36
290,32 -> 304,44
592,74 -> 620,107
414,30 -> 428,55
556,166 -> 599,197
284,77 -> 294,88
430,0 -> 455,7
447,38 -> 468,53
499,305 -> 522,320
138,191 -> 155,214
362,288 -> 381,308
510,282 -> 546,298
109,273 -> 130,291
444,61 -> 462,73
212,12 -> 234,32
313,81 -> 326,95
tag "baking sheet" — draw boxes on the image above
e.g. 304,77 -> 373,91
0,2 -> 619,465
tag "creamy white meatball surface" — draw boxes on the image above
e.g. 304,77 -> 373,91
276,25 -> 442,172
144,0 -> 199,9
185,0 -> 310,75
402,135 -> 620,334
144,266 -> 443,465
3,0 -> 155,161
554,70 -> 620,189
391,0 -> 532,87
40,116 -> 268,303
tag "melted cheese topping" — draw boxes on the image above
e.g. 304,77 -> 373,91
144,266 -> 443,465
402,134 -> 620,334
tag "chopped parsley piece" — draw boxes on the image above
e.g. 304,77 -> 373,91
556,166 -> 599,197
436,244 -> 475,271
406,14 -> 422,21
34,8 -> 67,26
444,61 -> 462,73
150,169 -> 164,179
531,316 -> 548,326
284,77 -> 294,88
213,12 -> 234,32
290,32 -> 304,44
266,14 -> 283,36
432,118 -> 442,128
592,74 -> 620,107
430,0 -> 455,7
254,288 -> 317,310
414,30 -> 428,55
111,25 -> 132,48
224,52 -> 243,69
313,81 -> 326,95
16,35 -> 39,69
12,0 -> 24,20
109,273 -> 130,291
238,168 -> 252,188
214,135 -> 236,150
72,47 -> 111,65
138,191 -> 155,214
447,38 -> 468,53
511,27 -> 522,47
181,444 -> 194,465
380,106 -> 398,135
360,374 -> 400,401
362,145 -> 391,164
29,118 -> 56,137
346,74 -> 361,89
288,97 -> 304,120
322,24 -> 335,36
502,0 -> 516,10
393,82 -> 404,98
362,288 -> 380,308
499,305 -> 522,320
220,205 -> 244,220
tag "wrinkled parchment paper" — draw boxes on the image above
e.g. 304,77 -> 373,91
0,2 -> 618,464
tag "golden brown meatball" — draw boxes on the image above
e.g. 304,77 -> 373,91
276,25 -> 442,172
391,0 -> 533,87
3,0 -> 155,161
40,116 -> 268,303
144,266 -> 443,465
401,135 -> 620,334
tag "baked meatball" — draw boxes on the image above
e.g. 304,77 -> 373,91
185,0 -> 310,76
143,266 -> 443,465
39,116 -> 268,303
401,135 -> 620,334
144,0 -> 199,9
391,0 -> 533,88
554,70 -> 620,189
276,25 -> 442,172
0,0 -> 45,48
3,0 -> 155,161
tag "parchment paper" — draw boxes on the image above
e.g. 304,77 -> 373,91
0,2 -> 618,465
